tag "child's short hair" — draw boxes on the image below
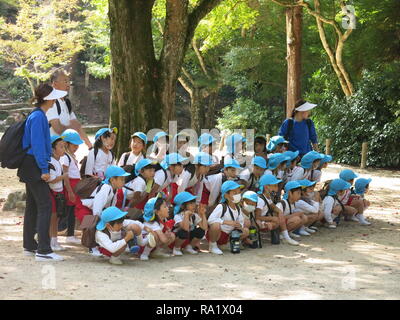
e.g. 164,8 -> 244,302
94,131 -> 114,149
52,138 -> 63,149
108,216 -> 125,227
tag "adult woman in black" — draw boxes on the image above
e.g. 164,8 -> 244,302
18,84 -> 67,261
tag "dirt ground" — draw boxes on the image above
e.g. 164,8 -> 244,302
0,157 -> 399,300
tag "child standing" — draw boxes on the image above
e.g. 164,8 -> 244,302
172,192 -> 208,255
118,132 -> 146,167
48,135 -> 68,254
84,127 -> 117,178
207,181 -> 250,255
60,129 -> 84,244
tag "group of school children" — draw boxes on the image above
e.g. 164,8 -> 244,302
45,128 -> 372,264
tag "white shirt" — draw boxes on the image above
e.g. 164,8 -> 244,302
173,212 -> 202,231
203,173 -> 224,207
338,189 -> 351,204
124,176 -> 146,200
276,199 -> 297,216
208,203 -> 245,234
322,195 -> 339,223
142,221 -> 163,235
176,169 -> 198,193
46,98 -> 77,136
48,157 -> 63,192
95,220 -> 144,253
154,169 -> 172,192
311,169 -> 322,183
286,166 -> 304,182
60,153 -> 80,179
289,167 -> 313,181
256,195 -> 274,217
84,148 -> 115,177
295,199 -> 319,214
117,152 -> 144,167
81,184 -> 116,216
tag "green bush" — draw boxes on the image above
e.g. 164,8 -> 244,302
309,62 -> 400,168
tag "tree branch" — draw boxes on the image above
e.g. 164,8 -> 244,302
192,37 -> 209,78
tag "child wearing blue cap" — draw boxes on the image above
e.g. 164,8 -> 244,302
171,192 -> 208,256
159,153 -> 188,203
276,181 -> 310,240
140,194 -> 176,260
198,132 -> 220,165
351,178 -> 372,225
312,154 -> 333,183
173,132 -> 194,164
296,180 -> 323,233
290,151 -> 324,181
117,132 -> 146,167
256,175 -> 299,245
283,150 -> 300,182
59,129 -> 84,244
149,131 -> 169,163
238,156 -> 267,192
254,135 -> 268,161
95,207 -> 150,265
84,127 -> 117,179
207,181 -> 249,255
48,135 -> 68,254
266,136 -> 289,155
322,179 -> 350,229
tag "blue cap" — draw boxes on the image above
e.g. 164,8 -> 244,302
297,179 -> 317,188
131,132 -> 147,145
104,165 -> 130,184
135,159 -> 155,176
242,191 -> 258,203
266,136 -> 288,152
61,129 -> 83,145
320,154 -> 333,166
193,152 -> 213,166
220,180 -> 243,203
226,134 -> 246,154
267,153 -> 291,170
339,169 -> 359,182
153,131 -> 168,143
143,193 -> 166,222
252,156 -> 267,169
283,181 -> 302,200
96,207 -> 128,231
161,153 -> 188,170
95,127 -> 118,140
198,133 -> 216,146
354,178 -> 372,195
223,157 -> 242,169
283,150 -> 299,167
328,179 -> 351,196
173,192 -> 198,215
258,174 -> 282,194
300,151 -> 325,169
51,135 -> 64,145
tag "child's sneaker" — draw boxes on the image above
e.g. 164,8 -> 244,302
35,252 -> 64,262
140,254 -> 149,261
89,247 -> 103,257
282,237 -> 299,246
209,243 -> 223,255
289,231 -> 301,238
309,226 -> 318,231
51,243 -> 66,251
173,247 -> 183,256
327,223 -> 337,229
350,215 -> 360,222
356,214 -> 371,226
151,248 -> 171,258
65,236 -> 81,244
298,229 -> 311,236
147,233 -> 157,248
23,249 -> 36,256
305,227 -> 316,233
184,245 -> 198,255
109,256 -> 123,265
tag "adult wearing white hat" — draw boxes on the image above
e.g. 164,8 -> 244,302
278,99 -> 319,157
18,84 -> 68,262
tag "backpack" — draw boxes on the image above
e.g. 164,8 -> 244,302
284,118 -> 312,141
73,177 -> 103,199
258,194 -> 274,216
55,98 -> 72,115
80,214 -> 100,248
319,179 -> 332,200
220,202 -> 241,220
153,163 -> 167,185
80,147 -> 114,178
0,108 -> 40,169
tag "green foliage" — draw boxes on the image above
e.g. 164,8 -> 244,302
309,62 -> 400,168
0,59 -> 30,102
217,97 -> 284,135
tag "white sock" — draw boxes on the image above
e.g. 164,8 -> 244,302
209,242 -> 217,247
280,230 -> 290,239
141,245 -> 153,257
51,237 -> 58,246
299,226 -> 307,232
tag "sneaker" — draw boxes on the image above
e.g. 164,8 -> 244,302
327,223 -> 337,229
298,229 -> 311,236
23,249 -> 36,256
350,215 -> 360,222
289,232 -> 301,238
282,237 -> 299,246
89,247 -> 103,257
65,236 -> 81,244
51,243 -> 66,251
184,245 -> 198,255
309,226 -> 318,231
151,248 -> 171,258
173,247 -> 183,256
147,233 -> 157,248
305,227 -> 316,233
35,252 -> 64,262
209,245 -> 223,255
356,214 -> 371,226
140,254 -> 149,261
109,256 -> 123,265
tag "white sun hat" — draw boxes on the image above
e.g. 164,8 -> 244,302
295,101 -> 317,112
43,88 -> 68,100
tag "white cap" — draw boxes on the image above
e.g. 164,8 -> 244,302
43,88 -> 68,101
295,101 -> 317,112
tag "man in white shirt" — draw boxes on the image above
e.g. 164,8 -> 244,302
46,69 -> 92,148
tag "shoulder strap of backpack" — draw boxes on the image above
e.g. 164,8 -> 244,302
279,199 -> 287,213
123,153 -> 130,166
220,203 -> 227,219
65,98 -> 72,114
285,118 -> 294,141
259,194 -> 272,215
55,100 -> 61,116
94,147 -> 99,161
306,119 -> 312,133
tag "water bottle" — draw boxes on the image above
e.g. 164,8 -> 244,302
230,229 -> 241,254
271,228 -> 280,245
249,226 -> 258,248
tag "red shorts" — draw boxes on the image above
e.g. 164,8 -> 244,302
74,202 -> 92,222
99,247 -> 113,257
170,183 -> 179,203
200,186 -> 210,205
65,178 -> 81,206
115,189 -> 124,209
206,230 -> 230,246
50,190 -> 64,214
346,195 -> 358,206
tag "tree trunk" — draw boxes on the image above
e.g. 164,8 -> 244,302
206,90 -> 218,128
108,0 -> 162,157
285,4 -> 303,118
190,87 -> 202,133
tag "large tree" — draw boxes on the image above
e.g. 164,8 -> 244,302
108,0 -> 224,156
